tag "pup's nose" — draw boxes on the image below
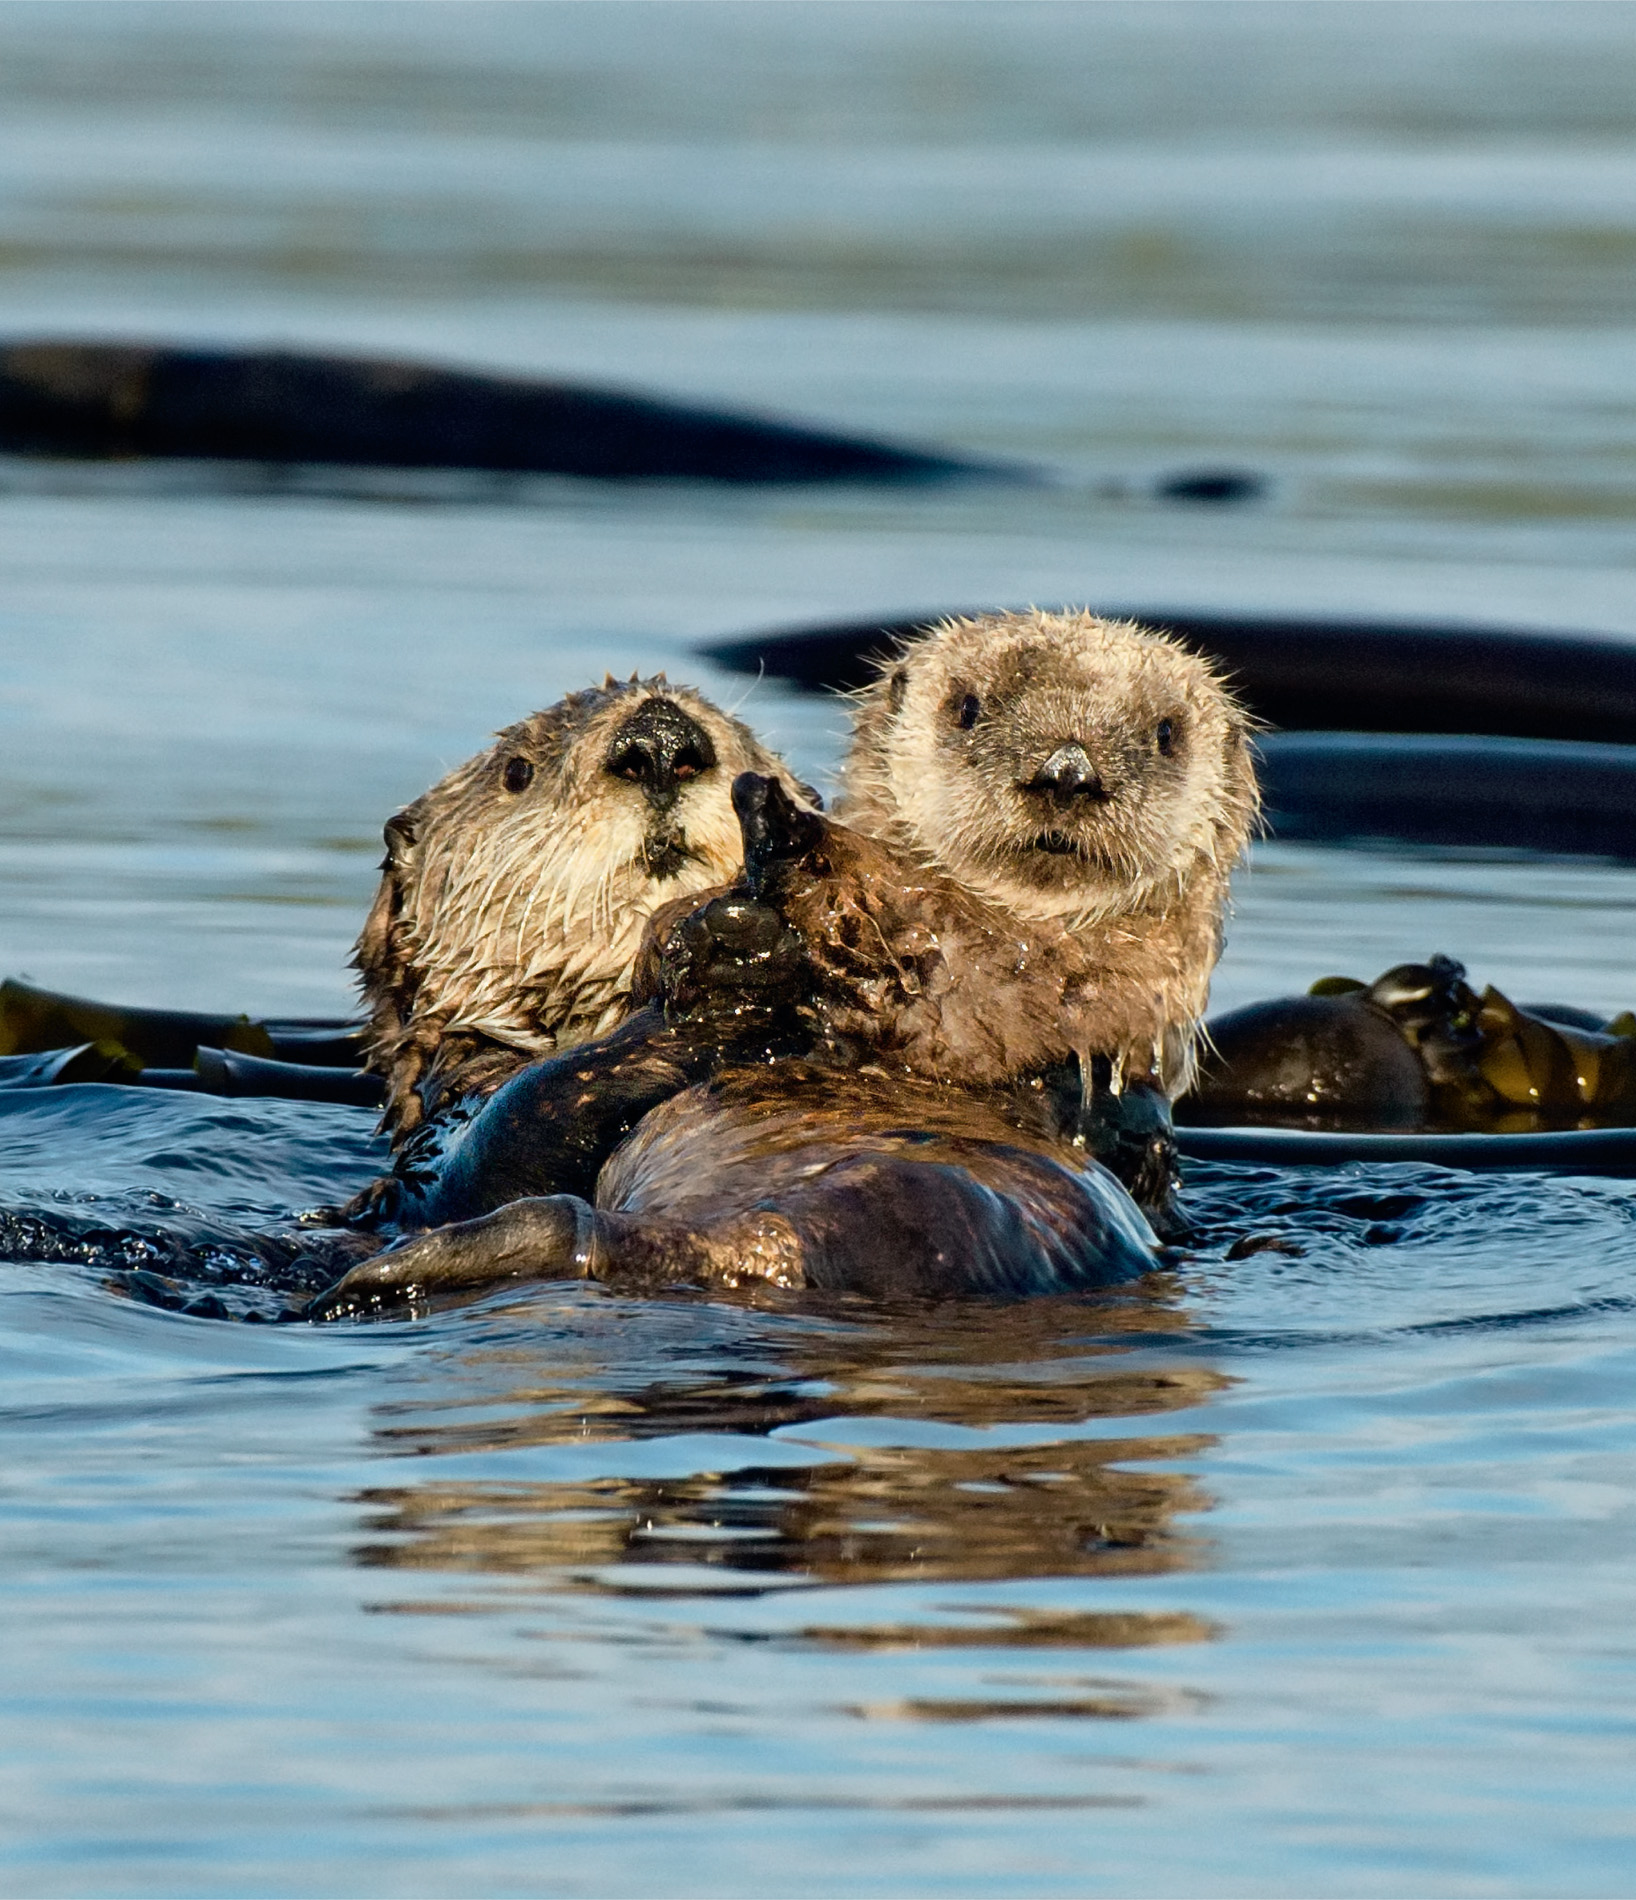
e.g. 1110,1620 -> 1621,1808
1023,742 -> 1107,804
605,699 -> 718,807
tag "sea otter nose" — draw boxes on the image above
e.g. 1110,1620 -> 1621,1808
605,699 -> 718,808
1024,742 -> 1107,804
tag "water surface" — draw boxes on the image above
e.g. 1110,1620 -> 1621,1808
2,6 -> 1635,1894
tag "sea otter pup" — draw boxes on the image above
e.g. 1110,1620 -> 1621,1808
310,774 -> 1163,1316
355,675 -> 810,1140
835,609 -> 1258,1094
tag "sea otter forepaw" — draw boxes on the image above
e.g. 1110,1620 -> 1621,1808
1079,1075 -> 1179,1224
303,1195 -> 597,1320
731,773 -> 826,888
662,893 -> 809,1016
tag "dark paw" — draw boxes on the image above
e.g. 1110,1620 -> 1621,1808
731,774 -> 825,889
1081,1078 -> 1179,1225
663,893 -> 808,1016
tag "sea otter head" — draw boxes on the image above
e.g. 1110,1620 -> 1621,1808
840,609 -> 1257,921
356,676 -> 810,1134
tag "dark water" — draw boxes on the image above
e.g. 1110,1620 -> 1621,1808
3,5 -> 1636,1893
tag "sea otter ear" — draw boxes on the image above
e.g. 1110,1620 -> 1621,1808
886,666 -> 909,714
353,804 -> 421,1007
383,808 -> 419,855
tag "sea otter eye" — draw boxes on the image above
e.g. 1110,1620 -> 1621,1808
957,693 -> 981,730
503,756 -> 535,793
1156,718 -> 1176,756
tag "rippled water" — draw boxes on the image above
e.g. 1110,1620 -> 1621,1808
3,5 -> 1636,1894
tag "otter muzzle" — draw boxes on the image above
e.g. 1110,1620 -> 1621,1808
605,699 -> 718,810
1022,742 -> 1109,805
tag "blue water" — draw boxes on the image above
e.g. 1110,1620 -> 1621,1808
3,5 -> 1636,1893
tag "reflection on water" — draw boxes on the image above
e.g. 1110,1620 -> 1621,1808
355,1432 -> 1211,1596
347,1295 -> 1222,1758
355,1300 -> 1222,1604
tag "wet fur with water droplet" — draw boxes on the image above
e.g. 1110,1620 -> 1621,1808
836,609 -> 1258,1094
354,675 -> 811,1141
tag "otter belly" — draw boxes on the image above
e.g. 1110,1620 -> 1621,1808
309,1069 -> 1160,1316
602,1141 -> 1159,1299
591,1073 -> 1159,1298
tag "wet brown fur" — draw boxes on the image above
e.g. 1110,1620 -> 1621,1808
584,1061 -> 1149,1293
355,677 -> 802,1141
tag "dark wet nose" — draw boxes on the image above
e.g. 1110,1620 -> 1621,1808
605,699 -> 718,807
1022,742 -> 1107,804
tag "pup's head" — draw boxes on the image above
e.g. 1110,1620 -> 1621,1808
357,675 -> 809,1133
842,610 -> 1257,920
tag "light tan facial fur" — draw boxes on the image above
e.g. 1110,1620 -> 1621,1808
842,609 -> 1256,922
357,676 -> 804,1138
835,610 -> 1258,1090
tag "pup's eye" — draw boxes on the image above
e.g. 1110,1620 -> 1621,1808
1156,719 -> 1176,756
957,693 -> 981,730
503,756 -> 535,793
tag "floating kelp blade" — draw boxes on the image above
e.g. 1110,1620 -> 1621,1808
0,341 -> 1017,486
0,978 -> 364,1070
191,1047 -> 384,1107
1257,734 -> 1636,860
701,609 -> 1636,744
0,1039 -> 381,1107
0,1042 -> 141,1089
1178,1126 -> 1636,1176
1187,957 -> 1636,1133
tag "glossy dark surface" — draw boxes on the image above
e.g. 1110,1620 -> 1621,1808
0,340 -> 1006,485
